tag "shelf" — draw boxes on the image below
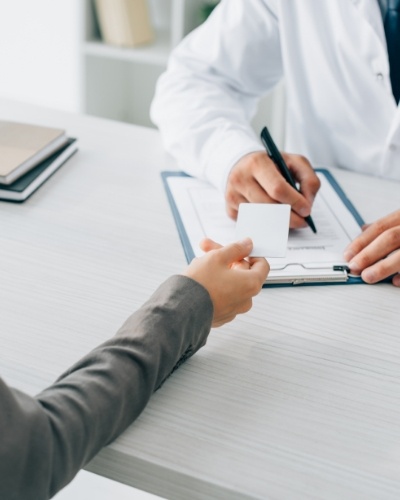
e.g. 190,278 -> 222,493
83,30 -> 171,67
80,0 -> 212,125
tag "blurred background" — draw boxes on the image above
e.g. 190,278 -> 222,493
0,0 -> 285,141
0,0 -> 80,112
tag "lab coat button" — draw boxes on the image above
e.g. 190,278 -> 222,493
376,72 -> 383,81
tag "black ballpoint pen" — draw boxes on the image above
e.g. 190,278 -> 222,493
260,126 -> 317,233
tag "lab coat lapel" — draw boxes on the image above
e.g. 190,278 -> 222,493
350,0 -> 387,48
351,0 -> 399,111
350,1 -> 400,171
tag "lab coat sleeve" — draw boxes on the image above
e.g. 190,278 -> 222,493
151,0 -> 283,192
0,275 -> 213,500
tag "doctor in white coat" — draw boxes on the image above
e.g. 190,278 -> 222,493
151,0 -> 400,287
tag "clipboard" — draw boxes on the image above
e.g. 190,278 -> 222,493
162,169 -> 365,287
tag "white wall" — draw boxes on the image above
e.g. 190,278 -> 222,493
0,0 -> 80,112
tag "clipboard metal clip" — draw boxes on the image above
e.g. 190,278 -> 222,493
333,265 -> 350,273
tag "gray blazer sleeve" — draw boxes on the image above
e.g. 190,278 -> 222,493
0,275 -> 213,500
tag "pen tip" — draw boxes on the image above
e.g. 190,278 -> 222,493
305,216 -> 317,233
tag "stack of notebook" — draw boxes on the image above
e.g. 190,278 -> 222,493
0,121 -> 78,201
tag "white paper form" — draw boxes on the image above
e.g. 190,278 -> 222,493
166,171 -> 363,284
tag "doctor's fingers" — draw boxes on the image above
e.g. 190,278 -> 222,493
226,150 -> 302,206
225,183 -> 307,228
361,250 -> 400,285
346,226 -> 400,279
344,211 -> 400,261
252,157 -> 314,220
282,153 -> 321,205
226,152 -> 312,226
225,190 -> 249,220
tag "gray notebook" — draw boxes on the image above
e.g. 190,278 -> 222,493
0,138 -> 77,202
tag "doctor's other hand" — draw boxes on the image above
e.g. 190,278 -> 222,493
343,210 -> 400,287
225,151 -> 321,227
184,238 -> 269,327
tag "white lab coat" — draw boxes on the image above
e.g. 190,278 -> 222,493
151,0 -> 400,193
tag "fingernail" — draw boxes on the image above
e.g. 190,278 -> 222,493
343,249 -> 355,262
299,207 -> 309,217
362,269 -> 375,283
240,237 -> 252,248
348,260 -> 361,274
393,274 -> 400,287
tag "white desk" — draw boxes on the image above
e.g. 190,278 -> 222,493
1,100 -> 400,500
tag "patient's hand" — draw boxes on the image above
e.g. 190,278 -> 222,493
184,238 -> 269,326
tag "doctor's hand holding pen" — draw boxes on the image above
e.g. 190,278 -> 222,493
344,210 -> 400,287
225,128 -> 321,231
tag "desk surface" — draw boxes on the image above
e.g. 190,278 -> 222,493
1,99 -> 400,500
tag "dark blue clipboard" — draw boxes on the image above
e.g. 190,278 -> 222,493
162,169 -> 367,287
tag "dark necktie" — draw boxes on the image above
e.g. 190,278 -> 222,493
384,0 -> 400,103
